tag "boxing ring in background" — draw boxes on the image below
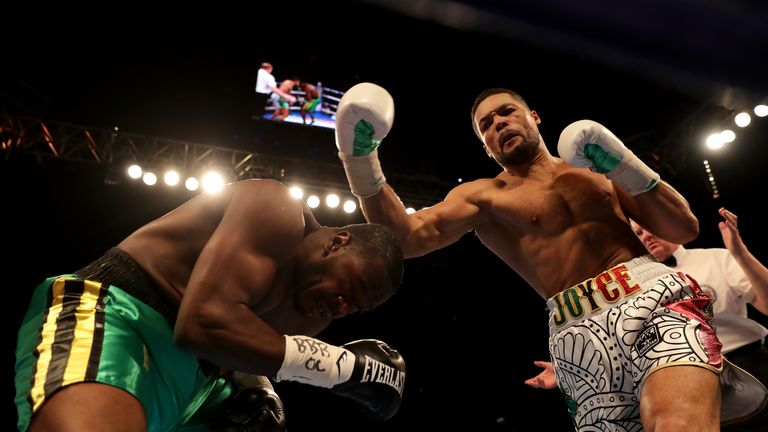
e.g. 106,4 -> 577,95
262,82 -> 344,130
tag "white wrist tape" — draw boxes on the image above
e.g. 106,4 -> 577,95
607,151 -> 660,195
338,149 -> 386,198
275,335 -> 355,388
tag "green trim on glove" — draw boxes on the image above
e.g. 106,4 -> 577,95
353,120 -> 381,156
584,143 -> 621,174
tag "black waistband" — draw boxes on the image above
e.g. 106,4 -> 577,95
74,247 -> 178,325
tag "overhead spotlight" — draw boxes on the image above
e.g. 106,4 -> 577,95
307,195 -> 320,208
201,172 -> 225,194
343,200 -> 357,213
754,104 -> 768,117
458,178 -> 463,183
702,160 -> 720,200
325,193 -> 340,208
706,133 -> 725,150
142,172 -> 157,186
164,170 -> 180,186
289,186 -> 304,199
127,164 -> 143,179
734,112 -> 751,127
720,130 -> 735,143
405,207 -> 416,214
185,177 -> 200,191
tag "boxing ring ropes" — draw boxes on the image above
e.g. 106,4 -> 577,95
262,82 -> 342,117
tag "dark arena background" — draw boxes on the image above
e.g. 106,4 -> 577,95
3,1 -> 768,430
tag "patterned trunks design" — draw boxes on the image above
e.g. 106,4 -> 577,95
547,255 -> 722,431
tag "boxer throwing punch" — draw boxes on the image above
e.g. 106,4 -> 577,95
335,83 -> 734,431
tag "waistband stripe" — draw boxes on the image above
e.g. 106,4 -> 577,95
552,264 -> 642,327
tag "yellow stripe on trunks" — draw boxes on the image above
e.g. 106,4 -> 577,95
30,277 -> 104,411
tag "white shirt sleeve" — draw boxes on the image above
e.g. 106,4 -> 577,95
256,69 -> 277,94
722,250 -> 755,302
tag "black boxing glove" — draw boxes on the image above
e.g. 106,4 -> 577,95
275,336 -> 406,420
224,373 -> 286,432
332,339 -> 406,420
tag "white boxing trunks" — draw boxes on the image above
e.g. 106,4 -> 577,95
546,255 -> 722,431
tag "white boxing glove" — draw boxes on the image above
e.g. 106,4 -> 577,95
557,119 -> 660,195
335,83 -> 395,197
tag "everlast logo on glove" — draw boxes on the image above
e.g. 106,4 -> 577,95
361,355 -> 405,394
277,336 -> 406,420
332,339 -> 407,421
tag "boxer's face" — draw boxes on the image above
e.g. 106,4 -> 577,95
474,93 -> 542,167
294,252 -> 393,320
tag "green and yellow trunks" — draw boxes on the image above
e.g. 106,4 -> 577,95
15,275 -> 231,431
302,98 -> 320,112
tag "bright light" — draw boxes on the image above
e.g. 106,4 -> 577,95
720,129 -> 736,143
754,104 -> 768,117
343,200 -> 357,213
325,194 -> 340,208
201,172 -> 225,194
185,177 -> 199,191
289,186 -> 304,199
307,195 -> 320,208
405,207 -> 416,214
457,178 -> 463,183
142,172 -> 157,185
127,164 -> 142,179
735,112 -> 751,127
706,133 -> 726,150
164,170 -> 180,186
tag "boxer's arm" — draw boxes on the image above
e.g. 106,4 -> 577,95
270,84 -> 296,104
557,120 -> 698,244
175,180 -> 303,374
362,181 -> 484,258
335,83 -> 484,257
616,182 -> 699,245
